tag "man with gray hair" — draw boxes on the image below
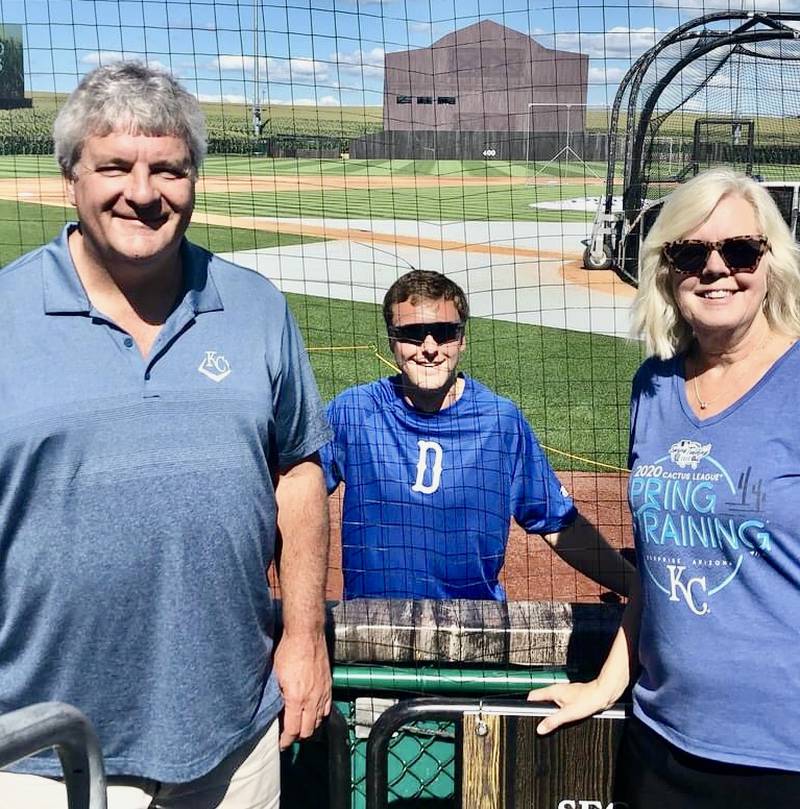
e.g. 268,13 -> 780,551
0,62 -> 331,807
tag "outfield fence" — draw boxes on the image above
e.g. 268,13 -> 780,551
349,131 -> 622,161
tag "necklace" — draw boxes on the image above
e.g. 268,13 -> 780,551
690,335 -> 770,410
691,373 -> 718,410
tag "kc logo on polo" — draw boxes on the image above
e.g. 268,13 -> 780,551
198,351 -> 232,382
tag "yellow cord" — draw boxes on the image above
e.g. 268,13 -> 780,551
308,344 -> 630,474
539,445 -> 628,473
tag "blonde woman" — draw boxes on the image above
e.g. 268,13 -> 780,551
530,169 -> 800,808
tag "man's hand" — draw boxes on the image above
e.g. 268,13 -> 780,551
274,630 -> 332,750
273,455 -> 331,751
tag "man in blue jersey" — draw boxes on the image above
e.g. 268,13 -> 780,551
0,63 -> 330,808
321,270 -> 633,600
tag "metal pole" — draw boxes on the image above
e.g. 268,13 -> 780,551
0,702 -> 107,809
252,0 -> 261,138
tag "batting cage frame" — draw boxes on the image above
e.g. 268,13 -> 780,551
583,10 -> 800,284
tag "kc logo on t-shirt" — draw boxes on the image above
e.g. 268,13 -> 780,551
630,439 -> 771,616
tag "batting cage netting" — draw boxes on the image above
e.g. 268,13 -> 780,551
2,2 -> 796,805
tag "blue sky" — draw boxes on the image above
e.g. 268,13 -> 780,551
5,0 -> 796,107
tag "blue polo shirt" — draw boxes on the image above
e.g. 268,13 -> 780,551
0,225 -> 331,781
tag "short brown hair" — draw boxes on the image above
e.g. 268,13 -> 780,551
382,270 -> 469,329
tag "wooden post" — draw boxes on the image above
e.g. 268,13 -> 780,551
462,712 -> 506,809
463,707 -> 626,808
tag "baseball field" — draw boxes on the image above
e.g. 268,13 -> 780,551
1,151 -> 640,601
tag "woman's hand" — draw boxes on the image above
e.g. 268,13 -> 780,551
529,575 -> 641,735
528,679 -> 617,735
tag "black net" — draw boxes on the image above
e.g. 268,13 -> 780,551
597,12 -> 800,283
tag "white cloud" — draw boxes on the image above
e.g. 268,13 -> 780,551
588,65 -> 628,83
80,52 -> 170,73
213,54 -> 332,83
214,55 -> 267,73
80,51 -> 124,65
333,47 -> 385,78
262,95 -> 341,106
196,93 -> 248,104
213,49 -> 384,89
550,27 -> 662,59
290,57 -> 330,79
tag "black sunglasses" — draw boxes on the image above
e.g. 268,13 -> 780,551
388,321 -> 464,345
662,235 -> 770,276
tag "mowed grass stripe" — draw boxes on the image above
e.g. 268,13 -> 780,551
0,148 -> 796,185
0,155 -> 62,178
0,153 -> 633,186
196,183 -> 598,222
199,158 -> 533,178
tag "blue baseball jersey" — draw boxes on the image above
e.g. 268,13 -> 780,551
628,344 -> 800,771
321,375 -> 576,599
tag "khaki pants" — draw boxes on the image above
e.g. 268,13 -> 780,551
0,720 -> 279,809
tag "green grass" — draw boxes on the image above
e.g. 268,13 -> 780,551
290,292 -> 643,471
0,154 -> 611,186
0,201 -> 71,266
184,222 -> 324,253
0,155 -> 61,177
196,182 -> 605,222
0,199 -> 323,266
200,156 -> 610,179
0,198 -> 637,470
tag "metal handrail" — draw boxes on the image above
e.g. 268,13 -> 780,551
365,698 -> 473,809
0,702 -> 107,809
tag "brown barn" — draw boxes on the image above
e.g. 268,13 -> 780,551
382,18 -> 588,133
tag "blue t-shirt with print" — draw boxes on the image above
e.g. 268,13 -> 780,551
0,226 -> 331,781
628,343 -> 800,772
321,375 -> 576,599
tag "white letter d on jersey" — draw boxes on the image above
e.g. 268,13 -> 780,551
412,440 -> 443,494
